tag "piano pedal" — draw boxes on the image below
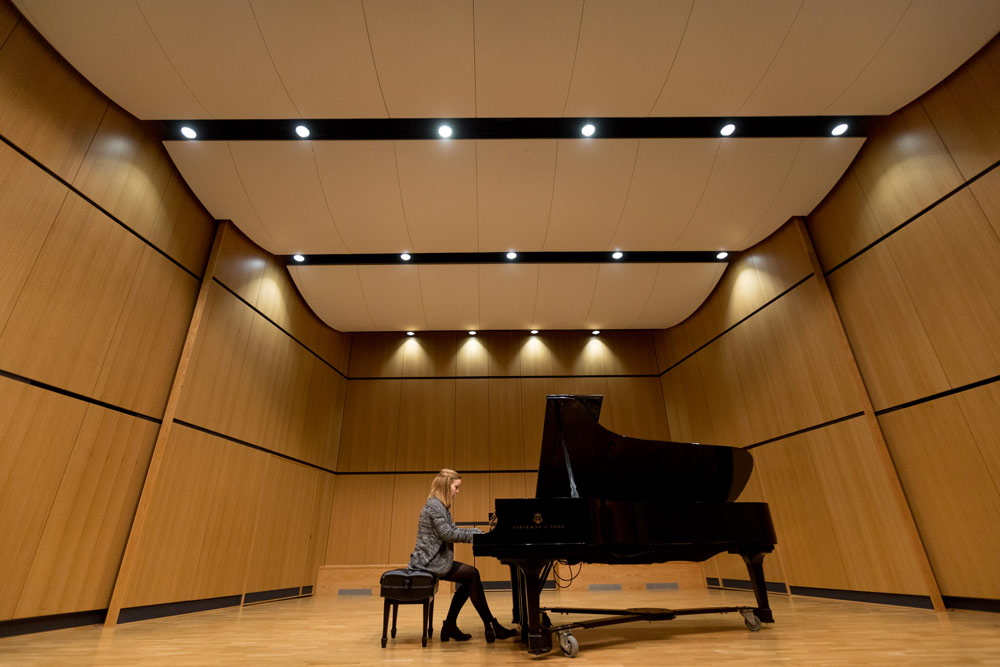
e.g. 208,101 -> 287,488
557,630 -> 579,658
739,608 -> 762,631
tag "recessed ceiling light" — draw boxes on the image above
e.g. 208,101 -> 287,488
720,123 -> 735,137
506,251 -> 517,260
400,253 -> 411,261
530,330 -> 539,335
581,123 -> 596,137
292,254 -> 305,262
716,251 -> 729,260
591,330 -> 600,336
611,250 -> 623,260
180,126 -> 197,139
468,330 -> 477,336
406,331 -> 415,337
438,125 -> 453,138
831,123 -> 849,136
295,125 -> 310,138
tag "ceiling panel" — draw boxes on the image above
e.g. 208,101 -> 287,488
650,0 -> 801,116
545,139 -> 638,251
395,140 -> 478,251
533,265 -> 600,330
631,263 -> 726,329
250,0 -> 387,118
289,265 -> 375,332
364,0 -> 475,117
476,140 -> 557,252
563,0 -> 690,117
358,266 -> 427,331
479,265 -> 539,330
312,141 -> 411,254
587,263 -> 660,328
475,0 -> 581,117
418,265 -> 480,330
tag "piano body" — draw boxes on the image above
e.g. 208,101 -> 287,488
473,395 -> 777,656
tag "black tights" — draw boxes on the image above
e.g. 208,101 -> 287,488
440,562 -> 492,625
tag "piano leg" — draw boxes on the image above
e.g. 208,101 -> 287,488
513,559 -> 553,655
740,552 -> 774,623
506,563 -> 521,627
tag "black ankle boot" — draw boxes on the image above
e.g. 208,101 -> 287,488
440,620 -> 471,642
485,617 -> 518,643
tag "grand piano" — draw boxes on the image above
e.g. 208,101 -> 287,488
473,395 -> 777,657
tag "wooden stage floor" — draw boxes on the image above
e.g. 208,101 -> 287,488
2,587 -> 998,665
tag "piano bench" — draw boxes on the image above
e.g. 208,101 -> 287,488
379,569 -> 439,648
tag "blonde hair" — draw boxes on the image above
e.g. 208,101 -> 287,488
429,468 -> 462,509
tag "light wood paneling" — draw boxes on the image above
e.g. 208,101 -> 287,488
0,21 -> 107,183
485,331 -> 523,377
518,333 -> 554,376
92,246 -> 199,418
388,474 -> 435,564
120,426 -> 270,608
213,226 -> 267,311
0,378 -> 89,620
660,357 -> 715,444
326,475 -> 394,565
555,562 -> 704,591
303,473 -> 336,585
520,377 -> 554,468
455,378 -> 489,470
348,332 -> 406,377
402,332 -> 458,377
879,392 -> 1000,599
13,405 -> 157,619
971,167 -> 1000,241
600,330 -> 659,375
488,378 -> 523,470
605,377 -> 670,441
0,0 -> 17,43
921,38 -> 1000,180
713,466 -> 786,585
175,283 -> 256,432
395,379 -> 456,471
456,334 -> 489,376
146,170 -> 215,277
806,169 -> 883,272
0,192 -> 144,399
337,379 -> 401,471
0,141 -> 67,331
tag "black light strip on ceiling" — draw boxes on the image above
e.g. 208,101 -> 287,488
284,250 -> 730,266
160,115 -> 871,142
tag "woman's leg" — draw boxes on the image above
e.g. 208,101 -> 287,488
440,562 -> 492,624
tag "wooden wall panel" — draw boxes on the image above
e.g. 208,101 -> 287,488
301,364 -> 346,471
713,466 -> 786,585
456,334 -> 489,376
120,426 -> 270,608
326,475 -> 394,565
520,377 -> 554,468
879,392 -> 1000,599
0,378 -> 89,620
175,283 -> 256,432
806,169 -> 883,272
13,405 -> 157,619
387,474 -> 434,564
660,358 -> 714,444
600,330 -> 659,375
0,193 -> 144,397
0,142 -> 67,330
455,378 -> 489,470
303,473 -> 336,585
337,380 -> 401,471
0,0 -> 17,42
972,168 -> 1000,241
395,379 -> 456,471
348,332 -> 407,377
488,378 -> 524,470
921,39 -> 1000,180
605,378 -> 670,441
485,331 -> 522,377
0,21 -> 106,183
402,332 -> 458,377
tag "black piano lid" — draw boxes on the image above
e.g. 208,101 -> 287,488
535,395 -> 754,503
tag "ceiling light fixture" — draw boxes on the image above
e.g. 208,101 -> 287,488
438,125 -> 453,138
716,251 -> 729,260
591,330 -> 600,335
468,330 -> 477,336
295,125 -> 310,138
831,123 -> 849,136
530,330 -> 539,335
612,251 -> 623,260
581,123 -> 596,137
720,123 -> 735,137
292,254 -> 305,262
180,126 -> 197,139
400,252 -> 411,261
406,331 -> 415,337
506,251 -> 517,260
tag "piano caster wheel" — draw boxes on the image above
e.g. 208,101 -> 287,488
740,609 -> 762,632
558,630 -> 579,658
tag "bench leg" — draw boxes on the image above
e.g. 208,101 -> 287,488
391,602 -> 398,638
421,600 -> 429,647
428,597 -> 434,638
381,599 -> 390,648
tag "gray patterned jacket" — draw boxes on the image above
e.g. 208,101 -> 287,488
408,497 -> 483,576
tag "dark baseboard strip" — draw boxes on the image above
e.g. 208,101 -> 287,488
243,587 -> 303,604
875,373 -> 1000,416
0,368 -> 161,424
337,469 -> 536,475
646,582 -> 680,590
660,273 -> 814,377
0,610 -> 105,638
301,586 -> 313,595
942,596 -> 1000,613
0,132 -> 203,281
825,159 -> 1000,277
173,420 -> 335,475
719,578 -> 788,594
789,585 -> 933,609
746,412 -> 865,450
706,577 -> 721,588
212,279 -> 347,379
118,595 -> 242,623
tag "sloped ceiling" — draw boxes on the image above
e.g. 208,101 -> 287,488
15,0 -> 1000,331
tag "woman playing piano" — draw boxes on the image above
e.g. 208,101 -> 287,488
409,468 -> 518,643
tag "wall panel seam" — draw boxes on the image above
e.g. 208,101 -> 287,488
873,373 -> 1000,416
173,420 -> 335,476
824,159 -> 1000,277
0,132 -> 201,280
0,368 -> 161,423
745,412 -> 865,450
